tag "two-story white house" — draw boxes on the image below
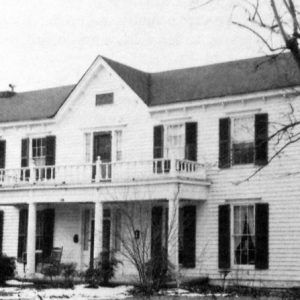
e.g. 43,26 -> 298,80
0,53 -> 300,286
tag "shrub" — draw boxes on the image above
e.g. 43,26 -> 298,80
142,250 -> 174,294
60,263 -> 77,288
85,251 -> 120,287
41,264 -> 60,281
0,254 -> 16,285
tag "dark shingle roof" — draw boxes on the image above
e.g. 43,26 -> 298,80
102,56 -> 150,104
0,85 -> 75,123
1,52 -> 300,123
149,53 -> 300,106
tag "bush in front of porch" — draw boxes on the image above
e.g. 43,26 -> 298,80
0,254 -> 16,285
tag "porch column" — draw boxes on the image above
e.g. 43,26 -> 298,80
168,195 -> 179,277
94,201 -> 103,265
26,202 -> 37,275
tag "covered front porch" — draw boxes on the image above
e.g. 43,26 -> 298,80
6,180 -> 208,280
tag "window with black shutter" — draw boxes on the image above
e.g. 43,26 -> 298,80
220,202 -> 269,270
218,204 -> 230,269
18,208 -> 55,260
219,113 -> 268,168
185,122 -> 197,161
179,206 -> 196,268
0,211 -> 3,255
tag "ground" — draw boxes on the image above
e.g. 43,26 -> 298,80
0,280 -> 291,300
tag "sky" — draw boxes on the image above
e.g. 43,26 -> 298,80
0,0 -> 278,92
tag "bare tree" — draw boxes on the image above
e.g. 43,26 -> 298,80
232,0 -> 300,68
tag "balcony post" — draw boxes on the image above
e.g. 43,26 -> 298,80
95,156 -> 102,182
94,200 -> 103,266
29,159 -> 35,183
168,194 -> 180,285
169,151 -> 176,177
26,202 -> 37,275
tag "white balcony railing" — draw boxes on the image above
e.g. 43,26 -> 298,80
0,157 -> 206,187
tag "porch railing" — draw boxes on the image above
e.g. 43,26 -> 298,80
0,158 -> 206,187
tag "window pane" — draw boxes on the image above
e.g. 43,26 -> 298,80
233,204 -> 255,265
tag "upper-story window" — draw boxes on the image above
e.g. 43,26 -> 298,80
95,93 -> 114,106
219,113 -> 268,168
84,130 -> 122,163
232,116 -> 254,165
153,122 -> 197,161
32,138 -> 46,166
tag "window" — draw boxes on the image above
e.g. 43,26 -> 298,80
232,116 -> 254,165
233,205 -> 255,265
153,122 -> 197,161
219,114 -> 268,168
17,209 -> 55,260
218,203 -> 269,270
32,138 -> 46,166
165,124 -> 185,159
95,93 -> 114,106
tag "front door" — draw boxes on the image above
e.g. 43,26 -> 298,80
93,132 -> 112,180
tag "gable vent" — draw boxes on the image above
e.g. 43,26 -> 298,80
95,93 -> 114,106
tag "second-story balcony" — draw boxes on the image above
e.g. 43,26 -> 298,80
0,157 -> 207,188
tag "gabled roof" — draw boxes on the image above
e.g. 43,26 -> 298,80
0,85 -> 75,123
102,56 -> 150,105
0,52 -> 300,123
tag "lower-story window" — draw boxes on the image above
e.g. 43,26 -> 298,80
218,202 -> 269,270
17,209 -> 55,260
233,205 -> 255,265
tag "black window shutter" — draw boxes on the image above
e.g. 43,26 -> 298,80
42,209 -> 55,259
218,204 -> 230,269
255,114 -> 268,166
21,138 -> 30,167
185,122 -> 197,161
0,140 -> 6,169
151,206 -> 163,259
219,118 -> 231,168
153,126 -> 164,159
182,206 -> 196,268
0,211 -> 3,255
255,203 -> 269,270
45,136 -> 56,166
18,209 -> 28,260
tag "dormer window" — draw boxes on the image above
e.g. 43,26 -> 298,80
95,93 -> 114,106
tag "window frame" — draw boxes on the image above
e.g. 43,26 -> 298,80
230,202 -> 256,269
84,129 -> 123,163
230,114 -> 255,166
95,92 -> 114,106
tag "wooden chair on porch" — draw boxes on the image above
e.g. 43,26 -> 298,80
41,247 -> 63,275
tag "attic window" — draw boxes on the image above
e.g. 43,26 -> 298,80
96,93 -> 114,106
